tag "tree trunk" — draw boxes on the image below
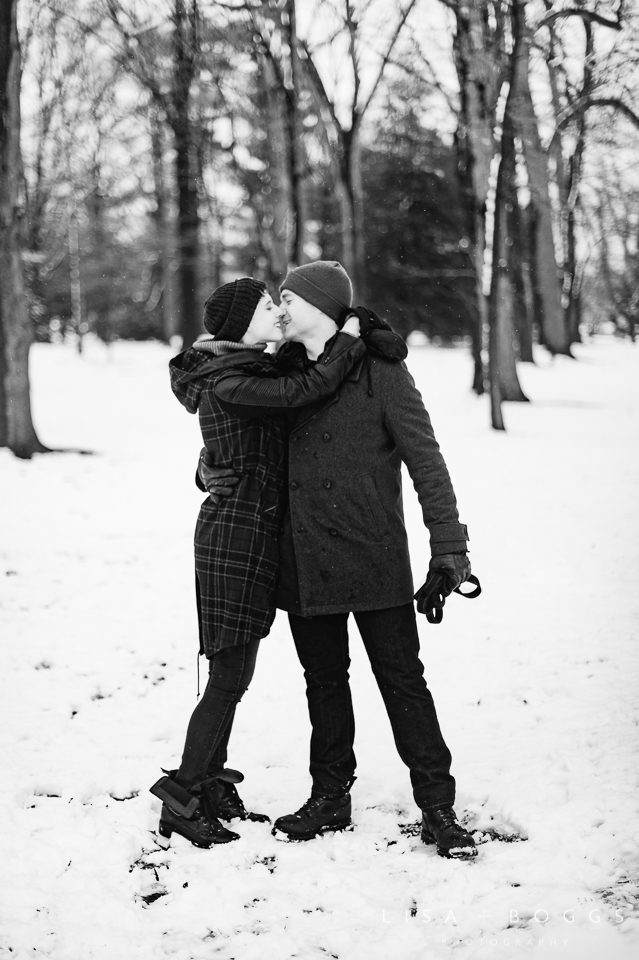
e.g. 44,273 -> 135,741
454,126 -> 486,394
488,317 -> 505,431
489,106 -> 528,408
564,19 -> 594,347
452,0 -> 505,394
545,50 -> 570,349
347,127 -> 366,302
511,0 -> 570,356
511,196 -> 535,362
149,106 -> 173,341
68,190 -> 83,354
0,0 -> 47,457
488,54 -> 529,424
564,188 -> 580,343
261,55 -> 291,282
332,148 -> 358,294
170,0 -> 201,349
173,123 -> 201,348
284,0 -> 307,267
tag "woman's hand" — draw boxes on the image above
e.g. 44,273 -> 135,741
341,313 -> 360,337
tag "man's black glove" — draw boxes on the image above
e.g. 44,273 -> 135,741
415,554 -> 480,624
338,306 -> 407,361
197,448 -> 240,505
428,553 -> 471,593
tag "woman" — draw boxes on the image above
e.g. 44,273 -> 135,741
150,278 -> 363,848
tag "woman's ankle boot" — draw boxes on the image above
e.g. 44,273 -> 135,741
150,770 -> 239,848
203,768 -> 270,823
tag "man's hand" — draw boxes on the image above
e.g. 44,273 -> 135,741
414,553 -> 471,623
198,449 -> 240,505
428,553 -> 471,594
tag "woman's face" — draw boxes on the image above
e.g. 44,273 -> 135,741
242,292 -> 285,344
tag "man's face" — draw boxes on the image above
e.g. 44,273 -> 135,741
278,290 -> 319,342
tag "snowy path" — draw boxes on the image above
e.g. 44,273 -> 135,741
1,336 -> 638,960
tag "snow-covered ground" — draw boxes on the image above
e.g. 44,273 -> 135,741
1,335 -> 638,960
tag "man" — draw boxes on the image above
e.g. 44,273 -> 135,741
201,260 -> 477,859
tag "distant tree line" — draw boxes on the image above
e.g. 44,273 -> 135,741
2,0 -> 639,455
19,0 -> 477,351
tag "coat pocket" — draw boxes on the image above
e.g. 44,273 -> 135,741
360,474 -> 390,540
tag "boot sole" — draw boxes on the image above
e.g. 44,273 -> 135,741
272,819 -> 352,842
421,828 -> 477,860
158,820 -> 238,848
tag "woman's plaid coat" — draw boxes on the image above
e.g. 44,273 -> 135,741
170,347 -> 287,655
169,335 -> 365,656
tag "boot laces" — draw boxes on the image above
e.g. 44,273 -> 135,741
430,806 -> 460,830
297,795 -> 340,817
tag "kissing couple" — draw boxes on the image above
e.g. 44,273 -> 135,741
151,259 -> 478,861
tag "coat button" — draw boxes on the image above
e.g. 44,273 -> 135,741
290,434 -> 298,443
322,479 -> 332,489
323,432 -> 332,442
329,528 -> 338,537
290,481 -> 299,491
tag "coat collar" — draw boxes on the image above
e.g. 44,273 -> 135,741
347,354 -> 366,382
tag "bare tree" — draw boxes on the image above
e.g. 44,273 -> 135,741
592,163 -> 639,339
0,0 -> 48,457
509,0 -> 570,355
542,1 -> 627,346
297,0 -> 418,297
105,0 -> 204,348
488,5 -> 529,431
449,0 -> 508,393
245,0 -> 308,269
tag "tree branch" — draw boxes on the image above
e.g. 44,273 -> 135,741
298,37 -> 342,135
540,9 -> 622,31
355,0 -> 418,129
551,95 -> 639,142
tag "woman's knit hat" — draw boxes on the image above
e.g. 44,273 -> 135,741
279,261 -> 352,323
203,278 -> 267,341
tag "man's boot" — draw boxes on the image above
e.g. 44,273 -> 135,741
272,794 -> 352,841
421,805 -> 477,860
202,768 -> 270,823
150,770 -> 239,848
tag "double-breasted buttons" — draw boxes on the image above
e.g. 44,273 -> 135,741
289,480 -> 299,491
323,432 -> 332,442
322,479 -> 332,489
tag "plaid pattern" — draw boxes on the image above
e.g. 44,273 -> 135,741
170,346 -> 286,656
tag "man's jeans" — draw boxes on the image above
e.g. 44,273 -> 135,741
288,603 -> 455,810
177,639 -> 260,788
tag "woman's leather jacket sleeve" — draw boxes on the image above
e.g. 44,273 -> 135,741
213,332 -> 366,418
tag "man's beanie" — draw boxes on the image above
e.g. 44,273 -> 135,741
203,278 -> 267,341
279,261 -> 353,323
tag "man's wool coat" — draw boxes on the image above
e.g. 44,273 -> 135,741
215,341 -> 468,618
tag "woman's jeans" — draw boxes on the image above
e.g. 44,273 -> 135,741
288,603 -> 455,811
176,639 -> 260,788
